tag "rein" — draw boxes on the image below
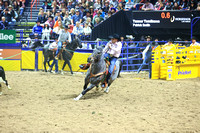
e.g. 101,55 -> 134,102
89,61 -> 109,78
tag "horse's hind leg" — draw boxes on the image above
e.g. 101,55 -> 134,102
2,72 -> 11,89
44,60 -> 48,72
65,60 -> 73,75
74,84 -> 96,101
0,84 -> 2,95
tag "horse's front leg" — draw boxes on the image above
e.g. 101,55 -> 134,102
74,84 -> 96,101
44,59 -> 47,72
65,60 -> 73,75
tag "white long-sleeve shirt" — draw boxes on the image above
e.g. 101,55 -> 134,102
58,29 -> 72,43
103,41 -> 122,58
190,42 -> 200,46
142,44 -> 150,59
72,26 -> 84,35
83,26 -> 92,35
42,28 -> 52,37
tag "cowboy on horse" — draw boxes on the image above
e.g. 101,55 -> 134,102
80,33 -> 122,87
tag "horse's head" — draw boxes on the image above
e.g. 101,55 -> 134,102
88,46 -> 104,63
71,36 -> 82,50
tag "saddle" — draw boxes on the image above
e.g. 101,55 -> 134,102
79,59 -> 117,88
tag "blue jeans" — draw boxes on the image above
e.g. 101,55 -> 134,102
56,41 -> 62,55
137,59 -> 151,79
50,59 -> 58,72
104,53 -> 117,74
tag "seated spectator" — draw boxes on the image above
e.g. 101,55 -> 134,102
125,0 -> 134,10
120,0 -> 126,8
188,0 -> 197,10
84,17 -> 93,29
83,22 -> 92,40
105,10 -> 112,19
190,37 -> 200,46
173,2 -> 181,10
12,1 -> 19,12
188,1 -> 196,10
94,0 -> 101,9
71,21 -> 84,40
89,6 -> 95,17
45,10 -> 52,18
53,16 -> 63,28
102,1 -> 110,13
63,11 -> 71,26
141,0 -> 154,11
8,5 -> 18,22
2,1 -> 9,10
117,3 -> 124,11
61,8 -> 66,17
197,2 -> 200,10
17,0 -> 25,16
80,6 -> 86,18
67,0 -> 75,11
0,1 -> 4,11
165,0 -> 173,10
54,11 -> 64,21
53,20 -> 64,38
111,7 -> 117,14
0,21 -> 5,30
37,10 -> 47,24
92,11 -> 104,26
45,15 -> 55,29
83,10 -> 92,22
69,8 -> 75,18
42,22 -> 52,45
110,0 -> 118,8
94,17 -> 100,27
0,16 -> 7,29
30,21 -> 43,39
42,1 -> 51,13
51,8 -> 57,17
1,8 -> 14,29
179,0 -> 188,10
59,1 -> 66,10
154,0 -> 162,10
87,0 -> 94,7
156,2 -> 165,10
71,9 -> 82,25
51,1 -> 59,10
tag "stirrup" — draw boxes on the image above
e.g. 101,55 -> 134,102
79,63 -> 90,70
101,82 -> 107,88
55,56 -> 58,60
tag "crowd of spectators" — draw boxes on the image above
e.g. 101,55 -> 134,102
30,0 -> 200,42
0,0 -> 27,29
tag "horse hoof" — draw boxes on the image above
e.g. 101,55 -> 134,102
74,98 -> 79,101
61,70 -> 64,75
7,85 -> 11,90
104,87 -> 109,93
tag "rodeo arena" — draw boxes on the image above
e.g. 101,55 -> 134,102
1,0 -> 200,132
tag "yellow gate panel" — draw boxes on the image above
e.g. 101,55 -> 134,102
0,60 -> 21,71
21,50 -> 35,69
62,52 -> 91,72
38,51 -> 44,70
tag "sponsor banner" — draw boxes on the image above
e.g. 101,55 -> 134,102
132,11 -> 191,29
0,30 -> 16,44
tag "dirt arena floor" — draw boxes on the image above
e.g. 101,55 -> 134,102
0,71 -> 200,133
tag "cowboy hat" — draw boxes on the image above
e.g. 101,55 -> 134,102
109,33 -> 121,41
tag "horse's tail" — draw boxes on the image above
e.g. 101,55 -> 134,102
117,60 -> 122,78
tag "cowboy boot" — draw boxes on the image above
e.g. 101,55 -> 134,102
101,73 -> 111,88
55,49 -> 63,60
79,63 -> 91,70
